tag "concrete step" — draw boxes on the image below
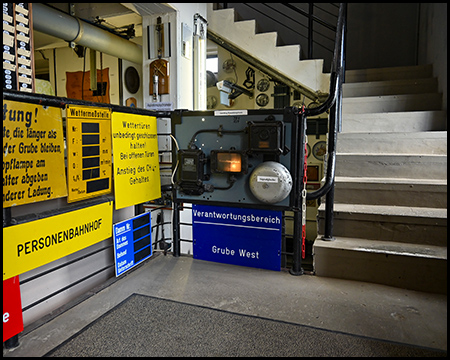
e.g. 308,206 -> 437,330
317,203 -> 447,246
343,93 -> 442,113
335,153 -> 447,179
313,237 -> 447,294
344,64 -> 433,83
343,77 -> 438,97
233,19 -> 257,37
341,111 -> 447,133
334,177 -> 447,208
337,131 -> 447,155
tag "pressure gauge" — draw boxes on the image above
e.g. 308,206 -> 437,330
312,141 -> 327,160
256,93 -> 269,107
249,161 -> 292,204
257,78 -> 270,92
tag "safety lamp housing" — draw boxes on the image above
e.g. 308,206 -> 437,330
210,150 -> 248,174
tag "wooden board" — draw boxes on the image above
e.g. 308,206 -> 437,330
149,58 -> 169,95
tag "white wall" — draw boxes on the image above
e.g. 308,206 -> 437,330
141,3 -> 207,111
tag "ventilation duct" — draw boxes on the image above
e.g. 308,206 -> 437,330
32,3 -> 142,64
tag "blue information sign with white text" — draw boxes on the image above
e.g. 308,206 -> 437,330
192,204 -> 282,271
113,212 -> 152,276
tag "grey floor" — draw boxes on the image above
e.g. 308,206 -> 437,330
3,253 -> 447,357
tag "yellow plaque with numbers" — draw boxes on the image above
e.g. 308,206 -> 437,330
66,105 -> 112,202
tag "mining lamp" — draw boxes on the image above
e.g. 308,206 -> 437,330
210,150 -> 248,174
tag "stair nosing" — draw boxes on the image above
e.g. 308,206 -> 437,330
343,92 -> 442,101
313,237 -> 447,259
334,176 -> 447,185
319,203 -> 447,218
336,152 -> 446,157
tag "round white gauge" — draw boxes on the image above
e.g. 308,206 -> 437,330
249,161 -> 292,204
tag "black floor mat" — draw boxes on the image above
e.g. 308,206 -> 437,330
44,294 -> 446,357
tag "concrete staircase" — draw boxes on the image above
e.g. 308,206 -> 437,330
207,6 -> 447,293
206,4 -> 330,95
313,64 -> 447,294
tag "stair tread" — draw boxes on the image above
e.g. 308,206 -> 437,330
344,64 -> 433,82
337,152 -> 446,157
337,132 -> 447,154
319,203 -> 447,219
342,93 -> 442,113
313,237 -> 447,259
343,109 -> 446,116
345,64 -> 432,74
343,77 -> 437,86
343,77 -> 438,97
334,176 -> 447,185
338,130 -> 447,138
341,111 -> 447,133
343,93 -> 442,101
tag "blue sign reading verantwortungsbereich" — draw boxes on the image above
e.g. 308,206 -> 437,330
192,204 -> 282,271
113,212 -> 152,276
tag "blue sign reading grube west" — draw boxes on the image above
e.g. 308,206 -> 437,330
192,204 -> 282,271
113,212 -> 152,276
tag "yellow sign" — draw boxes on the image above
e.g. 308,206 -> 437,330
3,201 -> 113,281
111,112 -> 161,209
66,105 -> 112,202
3,100 -> 67,207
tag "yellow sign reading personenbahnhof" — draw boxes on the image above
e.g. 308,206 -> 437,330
3,100 -> 67,207
3,201 -> 113,280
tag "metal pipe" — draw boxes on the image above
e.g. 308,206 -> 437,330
305,3 -> 346,200
289,110 -> 307,276
32,3 -> 142,64
306,72 -> 339,201
308,3 -> 314,59
172,200 -> 181,257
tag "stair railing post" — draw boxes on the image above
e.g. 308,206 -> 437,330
308,3 -> 314,59
172,198 -> 181,257
290,108 -> 307,275
323,19 -> 345,240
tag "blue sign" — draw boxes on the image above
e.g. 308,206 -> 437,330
192,204 -> 282,271
113,212 -> 152,276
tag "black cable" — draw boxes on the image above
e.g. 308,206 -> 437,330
211,174 -> 237,190
187,126 -> 246,149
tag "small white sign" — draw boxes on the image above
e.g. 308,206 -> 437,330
145,102 -> 173,112
257,176 -> 279,183
214,110 -> 248,116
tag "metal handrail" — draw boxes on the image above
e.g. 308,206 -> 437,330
304,3 -> 347,239
290,3 -> 346,275
305,2 -> 346,198
219,3 -> 339,60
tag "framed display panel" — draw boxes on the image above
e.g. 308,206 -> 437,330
171,108 -> 300,210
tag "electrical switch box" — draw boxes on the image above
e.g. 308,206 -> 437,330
247,120 -> 285,155
178,149 -> 208,195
